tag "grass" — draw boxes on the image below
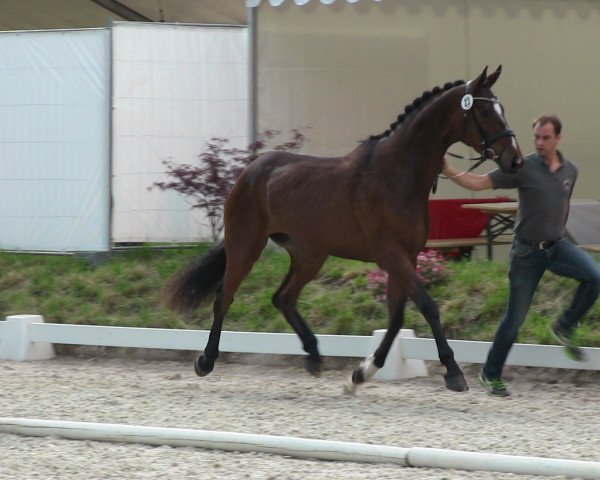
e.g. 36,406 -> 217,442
1,245 -> 599,347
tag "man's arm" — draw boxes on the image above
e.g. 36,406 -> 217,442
442,158 -> 494,191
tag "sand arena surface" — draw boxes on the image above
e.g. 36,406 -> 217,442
0,353 -> 599,479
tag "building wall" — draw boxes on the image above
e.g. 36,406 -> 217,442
256,0 -> 600,199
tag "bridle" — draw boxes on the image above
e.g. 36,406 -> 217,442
449,81 -> 516,173
432,81 -> 516,192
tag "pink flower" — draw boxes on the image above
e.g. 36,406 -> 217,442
367,249 -> 448,301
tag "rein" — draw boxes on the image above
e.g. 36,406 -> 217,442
445,150 -> 487,172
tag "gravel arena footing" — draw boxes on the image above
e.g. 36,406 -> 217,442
1,349 -> 599,479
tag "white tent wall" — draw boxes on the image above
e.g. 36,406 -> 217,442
255,0 -> 600,200
0,22 -> 248,252
0,28 -> 111,252
110,22 -> 249,243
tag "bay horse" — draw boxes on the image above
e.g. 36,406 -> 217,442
163,66 -> 524,393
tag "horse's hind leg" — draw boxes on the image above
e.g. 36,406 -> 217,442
195,283 -> 226,376
412,282 -> 467,392
272,253 -> 326,376
195,240 -> 267,377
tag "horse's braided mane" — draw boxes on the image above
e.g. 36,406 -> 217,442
364,79 -> 465,143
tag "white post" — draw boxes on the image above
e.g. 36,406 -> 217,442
371,329 -> 428,381
0,315 -> 55,361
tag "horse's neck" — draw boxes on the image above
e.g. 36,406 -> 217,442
384,95 -> 463,190
406,94 -> 463,157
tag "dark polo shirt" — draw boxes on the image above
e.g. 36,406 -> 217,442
489,152 -> 578,243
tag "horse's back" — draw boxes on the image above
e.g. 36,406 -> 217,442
230,151 -> 352,201
224,149 -> 373,256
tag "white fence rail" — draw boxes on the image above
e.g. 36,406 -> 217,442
1,315 -> 599,380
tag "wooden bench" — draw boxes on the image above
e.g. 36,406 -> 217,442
581,244 -> 600,254
426,235 -> 513,249
426,237 -> 488,248
425,236 -> 513,260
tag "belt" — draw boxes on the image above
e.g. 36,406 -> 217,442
517,237 -> 562,250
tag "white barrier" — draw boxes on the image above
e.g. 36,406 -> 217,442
1,418 -> 599,479
369,328 -> 428,380
0,315 -> 55,361
0,315 -> 427,380
1,315 -> 600,379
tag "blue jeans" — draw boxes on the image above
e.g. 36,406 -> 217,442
483,237 -> 600,379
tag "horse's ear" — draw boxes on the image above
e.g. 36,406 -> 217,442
484,65 -> 502,88
471,66 -> 489,91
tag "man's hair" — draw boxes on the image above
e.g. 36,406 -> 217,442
532,114 -> 562,136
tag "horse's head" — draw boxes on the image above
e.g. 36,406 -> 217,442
459,66 -> 524,174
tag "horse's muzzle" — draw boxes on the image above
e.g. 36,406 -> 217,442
502,155 -> 524,174
511,155 -> 524,172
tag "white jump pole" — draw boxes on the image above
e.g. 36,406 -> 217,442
0,418 -> 409,465
1,418 -> 600,479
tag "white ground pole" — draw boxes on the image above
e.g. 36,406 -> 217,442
1,418 -> 599,479
0,418 -> 408,465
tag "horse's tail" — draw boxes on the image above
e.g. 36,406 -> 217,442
162,242 -> 227,313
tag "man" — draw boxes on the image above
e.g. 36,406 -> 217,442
443,114 -> 600,396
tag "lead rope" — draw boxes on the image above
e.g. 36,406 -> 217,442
439,152 -> 487,180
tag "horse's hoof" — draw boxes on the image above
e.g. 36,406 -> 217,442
194,356 -> 214,377
350,355 -> 378,386
303,356 -> 322,377
444,372 -> 469,392
351,367 -> 365,384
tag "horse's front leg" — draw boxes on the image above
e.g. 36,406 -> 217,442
411,281 -> 468,392
345,275 -> 407,394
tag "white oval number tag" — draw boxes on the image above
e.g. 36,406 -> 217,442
461,94 -> 474,110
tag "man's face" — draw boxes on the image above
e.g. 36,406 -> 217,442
533,122 -> 561,160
